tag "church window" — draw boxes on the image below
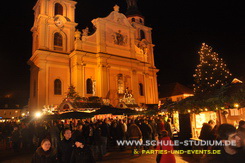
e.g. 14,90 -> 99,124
140,19 -> 143,24
86,78 -> 93,94
132,18 -> 135,22
118,74 -> 124,94
140,30 -> 145,40
139,83 -> 144,96
54,79 -> 62,95
55,3 -> 63,15
54,32 -> 63,51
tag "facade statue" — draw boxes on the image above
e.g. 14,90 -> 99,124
82,27 -> 89,36
112,30 -> 127,45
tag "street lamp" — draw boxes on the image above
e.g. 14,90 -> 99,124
35,112 -> 42,118
234,103 -> 239,108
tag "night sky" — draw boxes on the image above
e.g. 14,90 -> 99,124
0,0 -> 244,106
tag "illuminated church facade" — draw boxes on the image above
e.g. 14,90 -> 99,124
28,0 -> 159,113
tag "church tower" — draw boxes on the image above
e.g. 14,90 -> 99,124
29,0 -> 77,113
126,0 -> 144,24
31,0 -> 77,53
125,0 -> 158,101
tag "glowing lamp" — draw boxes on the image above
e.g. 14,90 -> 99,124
234,103 -> 239,108
35,112 -> 42,118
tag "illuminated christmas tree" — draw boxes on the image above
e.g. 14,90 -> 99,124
66,85 -> 81,101
194,43 -> 232,94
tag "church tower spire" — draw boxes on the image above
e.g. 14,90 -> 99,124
125,0 -> 144,25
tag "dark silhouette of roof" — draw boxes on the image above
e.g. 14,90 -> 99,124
159,82 -> 194,98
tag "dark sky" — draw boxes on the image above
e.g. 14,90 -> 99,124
0,0 -> 244,105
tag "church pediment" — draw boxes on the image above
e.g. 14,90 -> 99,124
92,5 -> 132,28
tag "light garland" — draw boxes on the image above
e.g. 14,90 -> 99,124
194,43 -> 232,94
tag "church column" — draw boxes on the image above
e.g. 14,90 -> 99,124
143,72 -> 150,104
70,54 -> 82,94
97,63 -> 109,98
81,62 -> 86,97
37,60 -> 47,112
152,70 -> 159,104
96,53 -> 110,98
131,69 -> 139,103
130,30 -> 136,58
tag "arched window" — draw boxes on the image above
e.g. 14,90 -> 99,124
139,83 -> 144,96
54,79 -> 62,95
139,30 -> 145,40
54,32 -> 63,51
118,74 -> 124,94
86,78 -> 93,94
132,18 -> 135,22
55,3 -> 63,15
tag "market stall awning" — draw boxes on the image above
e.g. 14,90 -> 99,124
59,112 -> 94,119
93,106 -> 138,115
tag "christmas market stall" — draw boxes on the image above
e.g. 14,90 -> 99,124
164,43 -> 245,139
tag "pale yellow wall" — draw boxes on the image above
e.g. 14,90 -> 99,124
29,2 -> 159,113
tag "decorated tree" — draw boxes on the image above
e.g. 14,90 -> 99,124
66,85 -> 81,102
194,43 -> 232,94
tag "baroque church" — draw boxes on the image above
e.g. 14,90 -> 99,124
28,0 -> 159,113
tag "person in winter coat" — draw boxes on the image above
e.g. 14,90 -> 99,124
32,139 -> 57,163
117,120 -> 126,151
164,118 -> 173,139
140,120 -> 153,150
156,130 -> 176,163
72,124 -> 84,140
199,123 -> 213,140
100,119 -> 110,156
93,123 -> 103,160
49,122 -> 60,149
128,122 -> 142,154
57,129 -> 74,163
157,120 -> 165,136
11,126 -> 20,152
70,137 -> 95,163
128,123 -> 142,140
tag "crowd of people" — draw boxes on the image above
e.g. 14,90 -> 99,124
0,116 -> 245,163
0,116 -> 173,162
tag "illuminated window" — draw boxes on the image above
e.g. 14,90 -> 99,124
54,32 -> 63,51
139,83 -> 144,96
139,30 -> 145,40
54,79 -> 62,95
55,3 -> 63,15
86,79 -> 93,94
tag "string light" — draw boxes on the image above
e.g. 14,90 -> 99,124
194,43 -> 232,94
